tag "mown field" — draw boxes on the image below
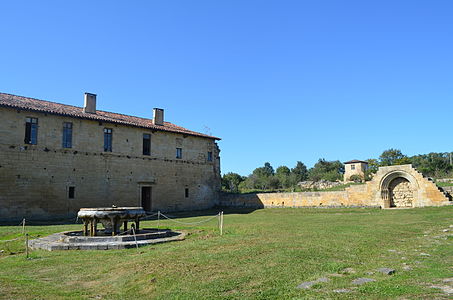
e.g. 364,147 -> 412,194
0,207 -> 452,299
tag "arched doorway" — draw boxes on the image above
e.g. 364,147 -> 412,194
379,170 -> 418,208
388,177 -> 413,207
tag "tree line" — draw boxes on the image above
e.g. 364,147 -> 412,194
222,149 -> 453,193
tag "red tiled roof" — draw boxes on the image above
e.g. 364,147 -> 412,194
344,159 -> 368,164
0,92 -> 220,140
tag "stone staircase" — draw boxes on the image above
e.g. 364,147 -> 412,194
418,172 -> 452,201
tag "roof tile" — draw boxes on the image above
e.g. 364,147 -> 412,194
0,92 -> 220,140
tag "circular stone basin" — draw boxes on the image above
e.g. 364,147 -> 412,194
78,207 -> 146,235
29,228 -> 186,251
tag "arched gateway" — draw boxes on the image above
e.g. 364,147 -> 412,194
367,164 -> 450,208
379,170 -> 418,208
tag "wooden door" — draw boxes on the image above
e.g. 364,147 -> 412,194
141,187 -> 152,211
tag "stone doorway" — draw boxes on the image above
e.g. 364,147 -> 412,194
141,186 -> 152,211
389,177 -> 413,207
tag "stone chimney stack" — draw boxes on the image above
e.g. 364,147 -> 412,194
83,93 -> 97,114
153,108 -> 164,125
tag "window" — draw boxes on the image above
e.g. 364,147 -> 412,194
104,128 -> 112,152
24,117 -> 38,144
207,151 -> 213,162
143,134 -> 151,155
176,147 -> 182,159
68,187 -> 75,199
185,188 -> 189,198
62,122 -> 73,148
351,164 -> 355,170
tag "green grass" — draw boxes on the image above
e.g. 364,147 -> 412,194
0,207 -> 452,299
435,181 -> 453,187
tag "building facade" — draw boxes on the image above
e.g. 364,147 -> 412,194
343,159 -> 368,182
0,92 -> 221,221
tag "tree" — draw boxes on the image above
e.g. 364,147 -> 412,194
276,166 -> 290,177
291,161 -> 308,182
365,158 -> 379,173
221,172 -> 244,192
252,162 -> 275,178
242,162 -> 278,190
411,152 -> 453,178
276,166 -> 291,188
364,158 -> 379,181
308,159 -> 343,182
379,149 -> 411,166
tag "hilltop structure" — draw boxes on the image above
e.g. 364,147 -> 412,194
343,159 -> 368,182
0,92 -> 221,221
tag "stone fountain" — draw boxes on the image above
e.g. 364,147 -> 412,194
29,206 -> 185,250
77,206 -> 146,236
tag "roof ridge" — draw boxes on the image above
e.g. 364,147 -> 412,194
0,92 -> 220,140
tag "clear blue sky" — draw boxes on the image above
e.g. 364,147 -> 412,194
1,1 -> 452,176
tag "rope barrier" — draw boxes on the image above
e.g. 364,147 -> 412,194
0,237 -> 22,243
6,211 -> 224,241
139,212 -> 160,221
159,212 -> 220,226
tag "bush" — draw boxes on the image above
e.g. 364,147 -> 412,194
349,174 -> 363,183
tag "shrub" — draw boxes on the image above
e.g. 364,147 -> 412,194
349,174 -> 363,183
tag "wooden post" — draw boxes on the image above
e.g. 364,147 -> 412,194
22,218 -> 25,234
131,225 -> 139,250
220,211 -> 224,236
124,221 -> 128,232
25,233 -> 29,259
218,212 -> 222,235
157,211 -> 160,230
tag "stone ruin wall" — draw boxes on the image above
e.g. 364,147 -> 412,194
388,178 -> 413,207
220,165 -> 451,209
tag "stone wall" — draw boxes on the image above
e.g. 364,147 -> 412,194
388,178 -> 413,207
220,165 -> 452,209
0,107 -> 221,221
298,180 -> 343,190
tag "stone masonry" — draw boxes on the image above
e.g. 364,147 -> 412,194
389,177 -> 413,207
221,165 -> 452,208
0,93 -> 222,221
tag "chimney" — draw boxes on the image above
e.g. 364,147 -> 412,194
153,108 -> 164,125
83,93 -> 97,114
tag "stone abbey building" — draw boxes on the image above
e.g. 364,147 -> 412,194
0,92 -> 221,221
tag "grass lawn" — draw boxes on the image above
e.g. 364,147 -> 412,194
436,181 -> 453,187
0,207 -> 452,299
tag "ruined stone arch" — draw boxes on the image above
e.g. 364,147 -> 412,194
379,170 -> 419,208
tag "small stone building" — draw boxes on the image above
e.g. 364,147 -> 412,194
0,92 -> 221,221
343,159 -> 368,182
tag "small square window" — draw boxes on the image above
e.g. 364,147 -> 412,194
351,164 -> 355,170
68,187 -> 75,199
176,148 -> 182,159
207,151 -> 213,162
